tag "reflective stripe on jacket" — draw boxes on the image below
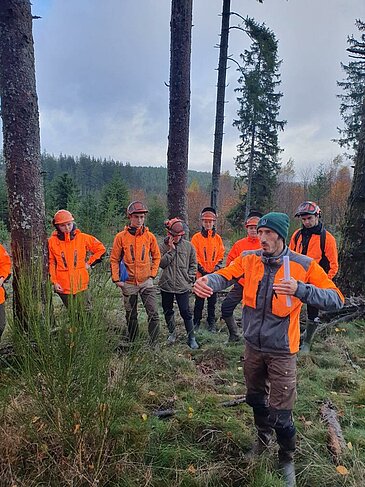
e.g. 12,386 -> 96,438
191,230 -> 225,277
0,244 -> 11,304
289,229 -> 338,279
207,247 -> 344,354
159,239 -> 197,293
110,226 -> 160,285
48,229 -> 106,295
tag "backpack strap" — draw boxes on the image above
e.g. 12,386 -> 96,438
318,228 -> 330,273
293,230 -> 301,251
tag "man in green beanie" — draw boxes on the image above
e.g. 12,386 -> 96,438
193,212 -> 344,487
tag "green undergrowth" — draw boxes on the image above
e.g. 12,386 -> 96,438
0,276 -> 364,486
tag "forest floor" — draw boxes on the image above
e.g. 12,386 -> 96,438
0,267 -> 364,486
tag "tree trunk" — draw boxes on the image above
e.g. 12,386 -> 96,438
210,0 -> 230,211
337,98 -> 365,295
0,0 -> 48,326
167,0 -> 193,221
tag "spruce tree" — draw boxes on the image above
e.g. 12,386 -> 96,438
233,17 -> 286,217
336,19 -> 365,154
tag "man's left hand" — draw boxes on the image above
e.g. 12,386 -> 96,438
273,277 -> 298,296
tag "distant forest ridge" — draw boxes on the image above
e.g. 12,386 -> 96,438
34,153 -> 216,195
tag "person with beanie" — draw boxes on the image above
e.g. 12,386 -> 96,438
48,210 -> 106,307
221,211 -> 262,343
289,201 -> 339,354
193,211 -> 344,487
191,207 -> 225,332
159,218 -> 199,349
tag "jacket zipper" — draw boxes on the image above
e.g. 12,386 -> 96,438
61,252 -> 67,268
141,244 -> 145,261
74,250 -> 77,269
212,248 -> 216,262
204,247 -> 207,263
258,268 -> 271,349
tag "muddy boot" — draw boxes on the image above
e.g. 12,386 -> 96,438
223,315 -> 242,344
184,319 -> 199,349
300,320 -> 317,355
277,434 -> 296,487
245,408 -> 274,461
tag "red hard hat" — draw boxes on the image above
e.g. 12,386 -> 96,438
127,201 -> 148,216
53,209 -> 74,225
165,218 -> 185,236
295,201 -> 321,217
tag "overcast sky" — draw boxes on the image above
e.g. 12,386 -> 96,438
22,0 -> 365,174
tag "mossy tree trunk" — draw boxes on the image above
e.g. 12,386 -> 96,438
0,0 -> 48,326
167,0 -> 192,222
337,99 -> 365,296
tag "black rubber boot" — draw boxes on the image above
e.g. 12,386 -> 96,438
300,320 -> 317,355
223,315 -> 242,343
245,408 -> 274,461
184,319 -> 199,349
277,434 -> 296,487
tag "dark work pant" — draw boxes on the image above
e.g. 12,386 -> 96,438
0,303 -> 6,339
161,290 -> 192,327
244,343 -> 297,441
57,291 -> 91,310
194,293 -> 217,325
122,283 -> 159,342
221,282 -> 243,318
307,304 -> 319,321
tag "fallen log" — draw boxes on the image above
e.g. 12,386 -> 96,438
320,399 -> 346,463
153,395 -> 246,419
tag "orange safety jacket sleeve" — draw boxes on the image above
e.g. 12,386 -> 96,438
0,244 -> 11,305
324,232 -> 339,279
85,235 -> 106,267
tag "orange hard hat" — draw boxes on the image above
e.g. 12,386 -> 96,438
201,206 -> 217,221
165,218 -> 185,236
53,209 -> 74,225
127,201 -> 148,216
245,216 -> 260,227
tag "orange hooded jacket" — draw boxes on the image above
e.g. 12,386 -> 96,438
48,228 -> 106,295
191,229 -> 225,277
289,229 -> 338,279
0,244 -> 11,305
110,226 -> 160,285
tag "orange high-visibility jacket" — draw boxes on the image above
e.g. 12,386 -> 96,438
0,244 -> 11,304
110,226 -> 160,285
48,229 -> 106,295
207,248 -> 344,354
226,236 -> 261,287
289,229 -> 338,279
191,229 -> 225,277
226,236 -> 261,265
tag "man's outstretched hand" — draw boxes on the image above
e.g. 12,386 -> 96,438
193,276 -> 214,298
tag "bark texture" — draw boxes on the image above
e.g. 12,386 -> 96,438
337,99 -> 365,296
0,0 -> 48,324
167,0 -> 192,221
211,0 -> 230,210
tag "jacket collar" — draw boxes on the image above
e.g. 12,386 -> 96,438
201,227 -> 216,238
54,224 -> 78,241
261,245 -> 288,267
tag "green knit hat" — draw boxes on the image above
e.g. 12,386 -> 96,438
257,212 -> 290,241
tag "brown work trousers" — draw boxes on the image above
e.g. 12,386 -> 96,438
244,342 -> 297,410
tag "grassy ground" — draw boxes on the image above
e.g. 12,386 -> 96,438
0,268 -> 364,486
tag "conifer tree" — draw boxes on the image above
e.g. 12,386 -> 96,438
336,20 -> 365,154
233,17 -> 286,217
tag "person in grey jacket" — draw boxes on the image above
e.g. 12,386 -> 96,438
159,218 -> 199,349
193,212 -> 344,487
